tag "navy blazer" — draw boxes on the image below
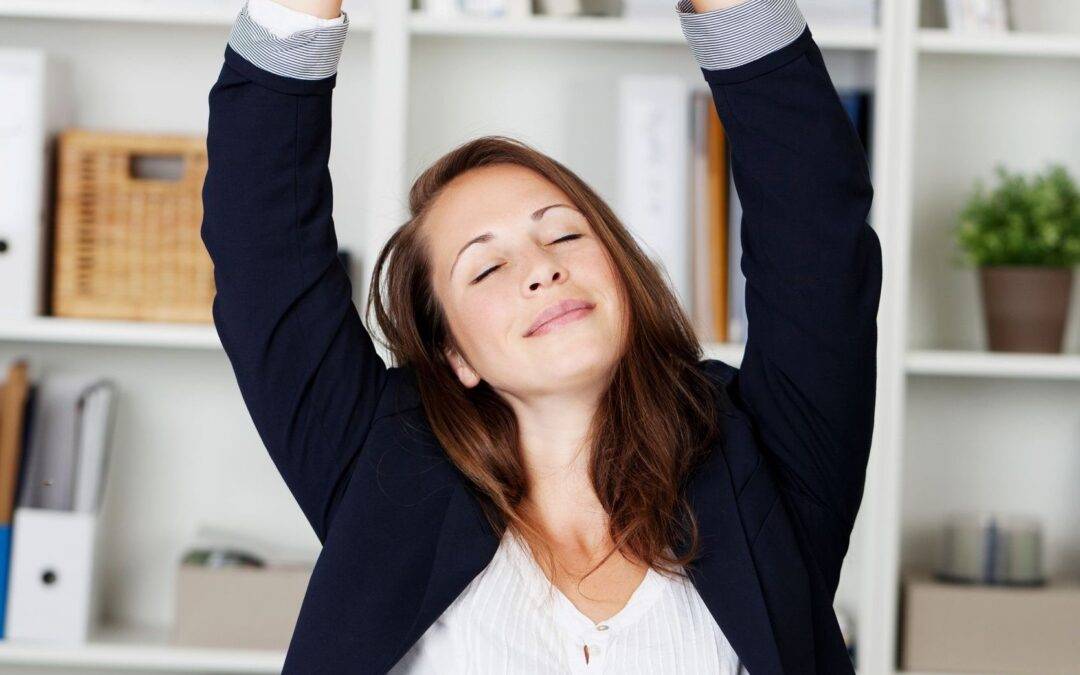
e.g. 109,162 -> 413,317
201,16 -> 882,675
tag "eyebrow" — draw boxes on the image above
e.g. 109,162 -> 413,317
449,203 -> 580,280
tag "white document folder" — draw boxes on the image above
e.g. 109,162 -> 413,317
4,507 -> 105,645
0,49 -> 70,319
616,74 -> 693,316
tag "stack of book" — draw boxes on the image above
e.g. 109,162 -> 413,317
0,358 -> 117,643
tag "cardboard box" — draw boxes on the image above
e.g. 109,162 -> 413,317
171,562 -> 312,651
900,569 -> 1080,673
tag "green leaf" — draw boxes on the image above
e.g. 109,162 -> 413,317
953,162 -> 1080,266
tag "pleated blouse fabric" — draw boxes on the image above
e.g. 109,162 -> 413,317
388,527 -> 749,675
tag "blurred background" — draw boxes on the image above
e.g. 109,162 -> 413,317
0,0 -> 1077,673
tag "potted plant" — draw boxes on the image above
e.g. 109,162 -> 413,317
953,162 -> 1080,353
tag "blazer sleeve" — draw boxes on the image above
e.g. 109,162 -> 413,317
676,0 -> 883,589
201,3 -> 388,545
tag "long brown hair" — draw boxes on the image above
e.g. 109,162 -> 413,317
367,135 -> 731,594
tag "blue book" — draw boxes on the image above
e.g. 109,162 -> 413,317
0,524 -> 9,638
838,88 -> 874,169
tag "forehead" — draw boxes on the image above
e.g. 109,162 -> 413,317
425,164 -> 572,246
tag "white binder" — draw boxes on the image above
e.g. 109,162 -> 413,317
0,49 -> 71,319
616,74 -> 693,316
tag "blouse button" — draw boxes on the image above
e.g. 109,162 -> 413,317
596,624 -> 609,631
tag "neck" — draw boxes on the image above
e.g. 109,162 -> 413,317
506,385 -> 610,552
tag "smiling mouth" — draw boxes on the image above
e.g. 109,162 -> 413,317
526,305 -> 594,337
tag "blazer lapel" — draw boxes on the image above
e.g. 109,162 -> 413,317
678,437 -> 786,675
385,478 -> 501,670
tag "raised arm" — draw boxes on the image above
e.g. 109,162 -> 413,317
677,0 -> 883,595
201,0 -> 389,545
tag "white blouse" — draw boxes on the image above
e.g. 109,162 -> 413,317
388,527 -> 749,675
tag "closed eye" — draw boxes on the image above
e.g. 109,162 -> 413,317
471,264 -> 502,284
470,234 -> 583,285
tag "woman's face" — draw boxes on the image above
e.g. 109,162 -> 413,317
424,163 -> 628,399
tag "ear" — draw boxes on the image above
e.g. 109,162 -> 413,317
444,346 -> 481,388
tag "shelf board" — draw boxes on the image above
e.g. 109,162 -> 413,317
0,0 -> 372,29
0,318 -> 748,361
0,0 -> 240,26
410,11 -> 879,49
0,622 -> 283,672
918,27 -> 1080,58
906,349 -> 1080,380
0,317 -> 221,350
898,672 -> 998,675
0,2 -> 872,49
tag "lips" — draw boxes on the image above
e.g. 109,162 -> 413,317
524,298 -> 596,337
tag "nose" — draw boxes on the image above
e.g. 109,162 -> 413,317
524,250 -> 567,293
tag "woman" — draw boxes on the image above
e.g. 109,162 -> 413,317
201,0 -> 882,672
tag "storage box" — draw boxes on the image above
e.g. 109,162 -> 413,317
171,562 -> 313,651
900,569 -> 1080,673
51,129 -> 213,323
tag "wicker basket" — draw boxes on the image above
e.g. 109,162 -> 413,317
51,129 -> 214,323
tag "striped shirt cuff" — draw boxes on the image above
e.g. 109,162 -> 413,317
228,0 -> 350,81
674,0 -> 807,71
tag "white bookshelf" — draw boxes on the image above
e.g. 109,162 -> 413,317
0,0 -> 379,28
917,26 -> 1080,58
906,349 -> 1080,380
0,317 -> 742,361
0,622 -> 281,672
0,1 -> 1077,674
409,10 -> 880,48
0,317 -> 221,350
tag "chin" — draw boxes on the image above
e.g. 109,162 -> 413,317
530,332 -> 620,377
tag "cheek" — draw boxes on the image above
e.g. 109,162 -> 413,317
578,245 -> 621,298
452,288 -> 515,350
581,246 -> 628,330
